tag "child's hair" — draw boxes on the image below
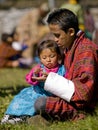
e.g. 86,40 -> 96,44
37,40 -> 61,56
37,40 -> 63,63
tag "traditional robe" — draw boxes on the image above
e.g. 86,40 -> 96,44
0,43 -> 21,68
45,31 -> 98,121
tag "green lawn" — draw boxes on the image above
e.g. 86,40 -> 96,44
0,68 -> 98,130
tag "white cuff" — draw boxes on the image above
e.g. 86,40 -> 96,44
44,72 -> 75,102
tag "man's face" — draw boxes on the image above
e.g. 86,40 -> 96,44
49,24 -> 74,50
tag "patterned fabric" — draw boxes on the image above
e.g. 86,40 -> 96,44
45,31 -> 98,120
0,43 -> 21,67
5,64 -> 66,116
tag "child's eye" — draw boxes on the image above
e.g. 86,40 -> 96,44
50,54 -> 55,58
42,56 -> 46,59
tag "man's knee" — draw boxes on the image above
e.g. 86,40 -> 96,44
34,97 -> 47,113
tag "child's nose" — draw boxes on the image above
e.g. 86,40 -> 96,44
47,57 -> 51,61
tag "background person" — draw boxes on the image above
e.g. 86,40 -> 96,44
0,31 -> 31,68
16,3 -> 50,63
84,6 -> 95,40
60,0 -> 85,31
0,33 -> 23,68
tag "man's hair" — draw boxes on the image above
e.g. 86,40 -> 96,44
47,8 -> 79,33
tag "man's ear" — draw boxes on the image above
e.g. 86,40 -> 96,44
68,28 -> 75,36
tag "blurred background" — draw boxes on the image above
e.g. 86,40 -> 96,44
0,0 -> 98,36
0,0 -> 98,68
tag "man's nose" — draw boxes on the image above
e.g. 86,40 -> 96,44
54,37 -> 58,42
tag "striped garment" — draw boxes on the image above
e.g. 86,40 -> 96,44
45,31 -> 98,121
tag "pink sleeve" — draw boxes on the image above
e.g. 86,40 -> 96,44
25,64 -> 40,85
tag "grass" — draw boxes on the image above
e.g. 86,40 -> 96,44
0,68 -> 98,130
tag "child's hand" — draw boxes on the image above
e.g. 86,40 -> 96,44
31,75 -> 47,82
42,71 -> 48,78
30,68 -> 41,82
33,68 -> 41,77
32,69 -> 48,82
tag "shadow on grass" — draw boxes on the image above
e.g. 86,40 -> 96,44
0,85 -> 29,97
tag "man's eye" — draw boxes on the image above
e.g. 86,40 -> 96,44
54,34 -> 60,38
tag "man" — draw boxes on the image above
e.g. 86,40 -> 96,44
32,8 -> 98,121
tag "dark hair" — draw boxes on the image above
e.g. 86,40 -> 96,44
47,8 -> 79,33
37,39 -> 61,56
1,33 -> 10,42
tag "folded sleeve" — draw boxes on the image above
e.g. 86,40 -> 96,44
44,72 -> 75,102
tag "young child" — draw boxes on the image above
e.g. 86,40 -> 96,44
1,40 -> 66,124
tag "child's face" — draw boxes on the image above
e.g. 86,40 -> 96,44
40,48 -> 59,69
